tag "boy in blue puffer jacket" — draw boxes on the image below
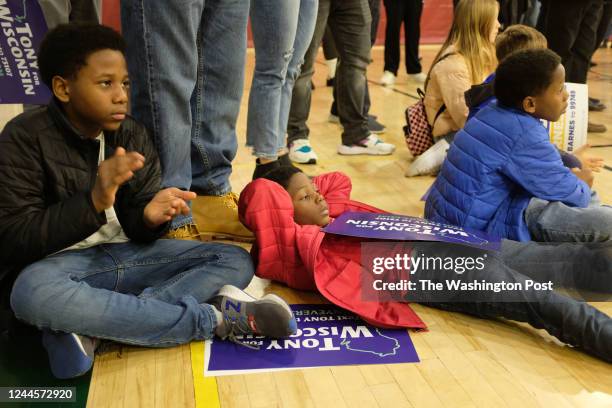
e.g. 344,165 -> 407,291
425,48 -> 611,242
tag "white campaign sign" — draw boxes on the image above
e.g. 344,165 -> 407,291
541,82 -> 588,153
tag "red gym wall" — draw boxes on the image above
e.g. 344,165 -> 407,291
101,0 -> 453,45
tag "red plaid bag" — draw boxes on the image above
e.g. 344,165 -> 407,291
403,53 -> 454,156
403,88 -> 436,156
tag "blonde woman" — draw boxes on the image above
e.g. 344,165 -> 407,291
406,0 -> 500,177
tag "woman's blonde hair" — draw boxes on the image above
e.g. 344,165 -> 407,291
427,0 -> 499,86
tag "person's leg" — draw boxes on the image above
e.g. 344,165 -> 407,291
10,240 -> 254,346
279,0 -> 318,150
539,0 -> 591,83
328,0 -> 371,146
500,239 -> 612,294
121,0 -> 202,231
404,0 -> 423,75
247,0 -> 300,161
382,0 -> 402,76
569,0 -> 604,84
37,0 -> 71,27
524,195 -> 612,242
190,0 -> 249,195
410,243 -> 612,363
594,0 -> 612,51
69,0 -> 101,22
287,0 -> 331,145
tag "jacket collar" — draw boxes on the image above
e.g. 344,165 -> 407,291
47,98 -> 94,141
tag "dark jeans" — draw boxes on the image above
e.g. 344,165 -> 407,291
325,0 -> 379,120
411,240 -> 612,363
538,0 -> 604,83
382,0 -> 423,75
287,0 -> 372,146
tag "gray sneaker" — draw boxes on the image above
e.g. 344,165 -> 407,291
212,285 -> 297,344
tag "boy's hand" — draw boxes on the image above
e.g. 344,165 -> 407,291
574,145 -> 604,172
143,188 -> 197,229
571,167 -> 594,188
92,147 -> 145,212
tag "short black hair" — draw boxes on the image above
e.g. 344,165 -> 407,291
494,48 -> 562,109
38,23 -> 126,88
260,166 -> 304,190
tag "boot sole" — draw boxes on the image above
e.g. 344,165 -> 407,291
198,232 -> 255,243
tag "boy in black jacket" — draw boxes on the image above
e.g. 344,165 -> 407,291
0,24 -> 296,379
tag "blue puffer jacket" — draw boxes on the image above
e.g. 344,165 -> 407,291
424,103 -> 591,241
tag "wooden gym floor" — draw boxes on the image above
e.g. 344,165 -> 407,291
1,45 -> 611,407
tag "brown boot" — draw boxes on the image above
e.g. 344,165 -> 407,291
191,193 -> 254,242
588,122 -> 607,133
163,223 -> 205,241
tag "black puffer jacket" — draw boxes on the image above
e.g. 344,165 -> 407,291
0,99 -> 169,307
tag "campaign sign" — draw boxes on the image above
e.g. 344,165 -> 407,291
541,82 -> 588,153
205,304 -> 419,376
323,211 -> 500,251
0,0 -> 52,104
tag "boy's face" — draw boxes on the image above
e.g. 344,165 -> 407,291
55,49 -> 129,139
526,64 -> 569,122
287,173 -> 330,227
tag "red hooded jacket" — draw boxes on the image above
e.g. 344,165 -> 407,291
238,172 -> 426,329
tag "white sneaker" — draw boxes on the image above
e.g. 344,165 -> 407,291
337,134 -> 396,156
408,72 -> 427,84
380,71 -> 396,86
405,139 -> 450,177
288,139 -> 318,164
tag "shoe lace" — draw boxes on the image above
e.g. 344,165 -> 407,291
225,321 -> 260,350
222,192 -> 240,210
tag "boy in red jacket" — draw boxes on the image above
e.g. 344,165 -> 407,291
239,166 -> 612,363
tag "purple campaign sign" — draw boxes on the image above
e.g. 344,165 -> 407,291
0,0 -> 52,104
323,211 -> 500,251
207,304 -> 419,373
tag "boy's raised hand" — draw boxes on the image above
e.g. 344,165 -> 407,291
143,188 -> 197,229
571,167 -> 594,188
574,144 -> 604,172
92,147 -> 145,212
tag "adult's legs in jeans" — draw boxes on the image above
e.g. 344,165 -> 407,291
121,0 -> 203,229
328,0 -> 371,145
279,0 -> 319,148
410,243 -> 612,363
247,0 -> 300,160
10,240 -> 254,346
191,0 -> 249,195
286,0 -> 331,145
524,194 -> 612,243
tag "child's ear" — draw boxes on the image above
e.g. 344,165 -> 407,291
522,96 -> 536,114
52,76 -> 70,103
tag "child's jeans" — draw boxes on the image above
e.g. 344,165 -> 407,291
10,240 -> 254,346
525,192 -> 612,242
413,239 -> 612,363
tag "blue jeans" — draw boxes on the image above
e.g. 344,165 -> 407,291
10,240 -> 254,346
246,0 -> 318,159
525,192 -> 612,242
121,0 -> 249,228
411,240 -> 612,363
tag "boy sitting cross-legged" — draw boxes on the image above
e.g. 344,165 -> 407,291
425,48 -> 612,242
0,24 -> 296,379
